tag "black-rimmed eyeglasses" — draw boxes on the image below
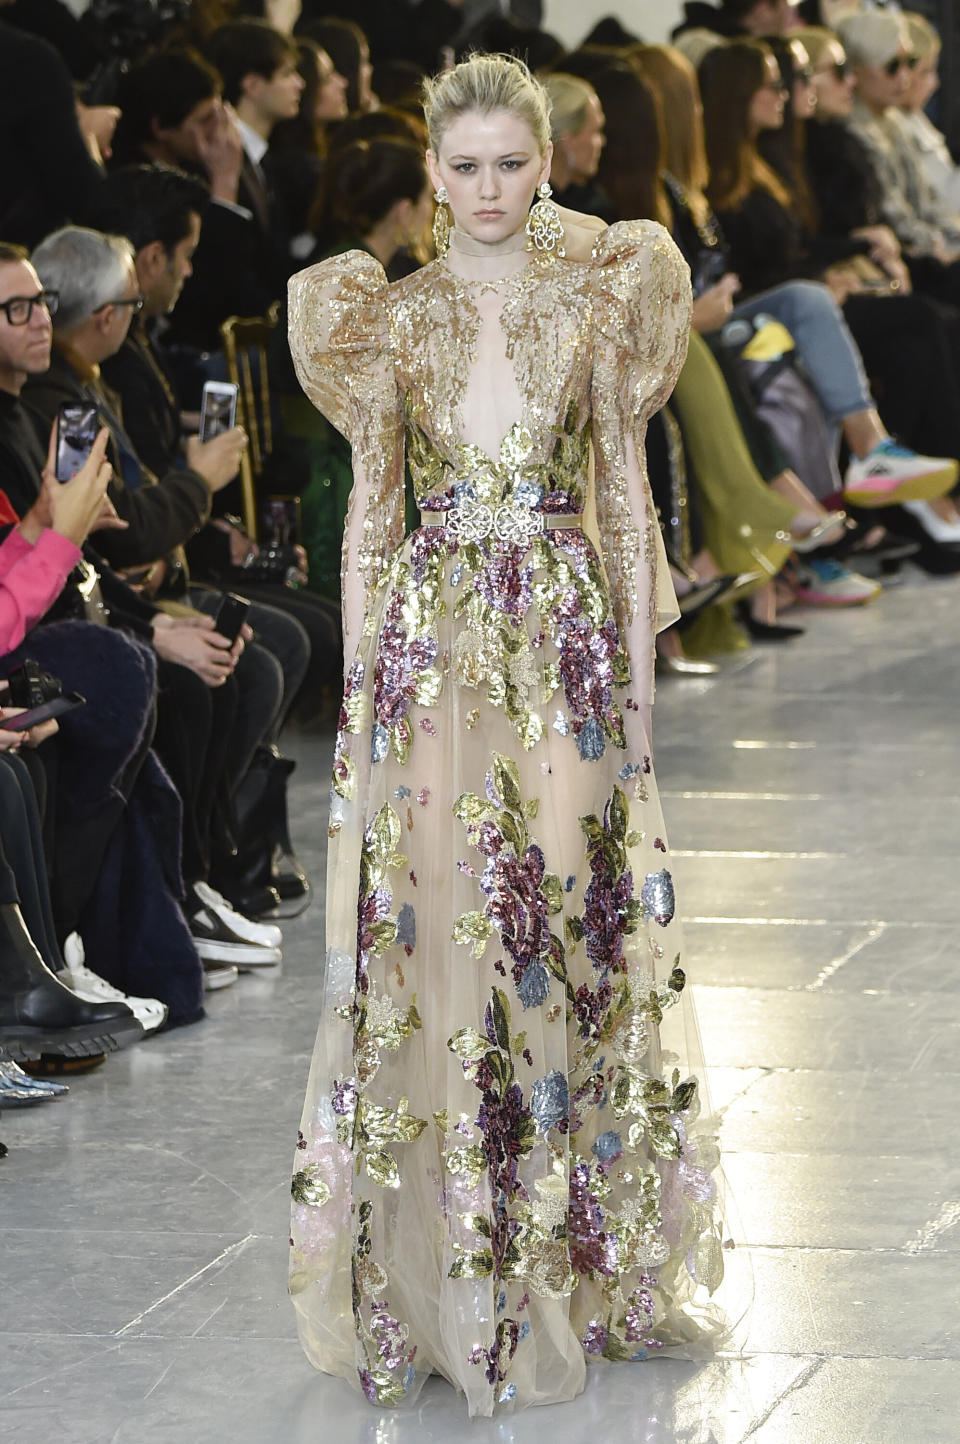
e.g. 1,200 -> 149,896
0,290 -> 59,326
93,293 -> 145,315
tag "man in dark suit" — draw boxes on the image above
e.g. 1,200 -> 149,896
109,46 -> 277,364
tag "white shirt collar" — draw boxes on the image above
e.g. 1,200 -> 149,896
236,117 -> 269,167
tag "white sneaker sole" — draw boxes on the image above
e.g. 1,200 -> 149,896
194,939 -> 282,966
845,462 -> 958,507
203,964 -> 239,991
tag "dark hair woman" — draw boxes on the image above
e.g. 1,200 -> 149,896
274,138 -> 432,600
700,38 -> 960,558
267,37 -> 349,255
296,16 -> 377,113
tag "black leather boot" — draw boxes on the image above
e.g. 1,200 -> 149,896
0,904 -> 143,1061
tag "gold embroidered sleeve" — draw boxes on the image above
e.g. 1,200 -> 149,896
288,251 -> 405,668
590,222 -> 692,704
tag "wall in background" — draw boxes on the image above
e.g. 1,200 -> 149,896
543,0 -> 684,47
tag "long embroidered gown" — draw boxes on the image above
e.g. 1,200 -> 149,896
288,219 -> 728,1416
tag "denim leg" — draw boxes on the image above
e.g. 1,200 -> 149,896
731,281 -> 874,423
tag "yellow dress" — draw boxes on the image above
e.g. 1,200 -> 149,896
288,220 -> 727,1416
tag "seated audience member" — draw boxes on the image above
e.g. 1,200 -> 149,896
25,227 -> 224,579
673,0 -> 802,41
699,39 -> 960,562
267,38 -> 349,258
279,139 -> 432,600
891,14 -> 960,217
87,164 -> 339,697
0,244 -> 285,994
296,0 -> 463,70
0,12 -> 106,247
205,18 -> 305,282
110,47 -> 273,362
0,747 -> 144,1064
297,18 -> 378,114
541,73 -> 614,221
837,10 -> 960,298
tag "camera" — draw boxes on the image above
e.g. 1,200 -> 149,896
6,660 -> 63,711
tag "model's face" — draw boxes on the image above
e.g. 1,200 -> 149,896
810,40 -> 855,119
0,261 -> 52,385
905,52 -> 939,113
427,109 -> 551,248
561,95 -> 605,185
854,47 -> 917,113
748,55 -> 787,135
789,40 -> 816,119
314,48 -> 348,122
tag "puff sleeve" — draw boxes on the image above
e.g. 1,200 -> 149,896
589,220 -> 692,715
288,252 -> 405,673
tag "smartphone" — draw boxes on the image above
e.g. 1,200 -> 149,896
56,402 -> 99,482
2,692 -> 86,731
199,380 -> 239,442
261,495 -> 301,548
212,592 -> 250,645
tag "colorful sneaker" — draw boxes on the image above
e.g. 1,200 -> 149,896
794,557 -> 881,606
844,440 -> 958,507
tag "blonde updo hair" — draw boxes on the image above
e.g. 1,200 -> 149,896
422,53 -> 552,156
542,73 -> 597,143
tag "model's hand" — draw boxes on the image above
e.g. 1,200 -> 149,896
185,428 -> 248,492
691,274 -> 741,333
152,616 -> 237,686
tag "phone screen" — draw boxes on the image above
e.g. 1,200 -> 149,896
1,692 -> 86,732
199,382 -> 239,442
56,403 -> 99,482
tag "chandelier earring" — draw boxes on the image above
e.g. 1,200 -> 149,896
432,186 -> 452,258
525,181 -> 566,257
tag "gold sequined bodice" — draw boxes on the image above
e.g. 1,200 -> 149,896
391,257 -> 594,516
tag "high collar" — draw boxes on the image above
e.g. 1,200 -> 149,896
449,226 -> 528,258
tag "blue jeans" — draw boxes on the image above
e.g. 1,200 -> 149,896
731,281 -> 874,426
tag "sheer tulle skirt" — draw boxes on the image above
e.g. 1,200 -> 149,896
291,523 -> 731,1416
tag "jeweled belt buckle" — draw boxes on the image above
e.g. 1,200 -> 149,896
446,495 -> 544,547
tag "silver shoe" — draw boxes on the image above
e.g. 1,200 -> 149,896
0,1049 -> 68,1096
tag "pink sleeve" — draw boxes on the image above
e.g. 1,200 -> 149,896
0,529 -> 82,655
0,529 -> 32,579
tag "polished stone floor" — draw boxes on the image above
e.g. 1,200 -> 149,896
2,572 -> 959,1443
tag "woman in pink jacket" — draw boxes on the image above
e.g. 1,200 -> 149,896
0,426 -> 113,673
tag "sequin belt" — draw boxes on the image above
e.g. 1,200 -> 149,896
419,496 -> 582,547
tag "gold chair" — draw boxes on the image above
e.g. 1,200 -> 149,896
220,301 -> 281,539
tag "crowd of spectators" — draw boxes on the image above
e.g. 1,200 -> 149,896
0,0 -> 957,1136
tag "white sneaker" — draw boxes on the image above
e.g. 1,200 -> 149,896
901,499 -> 960,544
844,440 -> 958,507
189,882 -> 282,969
203,962 -> 240,992
62,935 -> 169,1036
192,882 -> 282,949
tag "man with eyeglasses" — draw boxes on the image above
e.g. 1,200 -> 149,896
839,10 -> 960,283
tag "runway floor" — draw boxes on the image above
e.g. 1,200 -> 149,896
2,570 -> 958,1443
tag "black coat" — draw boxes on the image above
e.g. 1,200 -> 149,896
23,347 -> 210,574
0,23 -> 104,247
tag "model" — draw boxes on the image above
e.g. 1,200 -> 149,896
288,53 -> 727,1416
